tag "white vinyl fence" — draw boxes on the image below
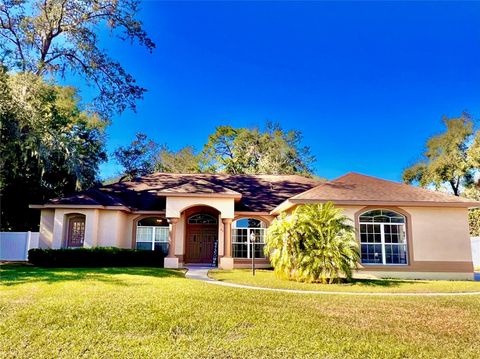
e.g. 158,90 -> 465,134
472,237 -> 480,268
0,232 -> 39,261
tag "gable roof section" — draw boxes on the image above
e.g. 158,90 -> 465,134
272,172 -> 480,214
35,173 -> 321,212
44,188 -> 128,208
154,179 -> 242,197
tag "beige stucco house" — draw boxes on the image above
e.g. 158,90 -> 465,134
30,172 -> 479,280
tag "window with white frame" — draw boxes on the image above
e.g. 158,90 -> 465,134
136,217 -> 169,254
232,218 -> 267,259
359,209 -> 408,265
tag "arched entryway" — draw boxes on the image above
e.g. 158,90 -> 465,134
183,206 -> 219,265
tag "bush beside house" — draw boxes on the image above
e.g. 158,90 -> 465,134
28,247 -> 166,267
265,202 -> 359,284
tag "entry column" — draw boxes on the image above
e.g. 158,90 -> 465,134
219,218 -> 234,269
165,217 -> 180,268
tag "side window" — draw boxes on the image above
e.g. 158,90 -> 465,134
232,218 -> 267,259
136,217 -> 169,253
359,209 -> 408,265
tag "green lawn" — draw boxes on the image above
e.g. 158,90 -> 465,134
209,269 -> 480,293
1,265 -> 480,358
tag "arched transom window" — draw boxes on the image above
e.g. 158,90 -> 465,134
136,217 -> 169,253
188,213 -> 218,224
232,218 -> 267,259
359,209 -> 408,265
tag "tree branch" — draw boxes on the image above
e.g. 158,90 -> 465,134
0,7 -> 26,70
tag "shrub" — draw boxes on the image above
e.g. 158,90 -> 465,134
264,202 -> 359,284
28,247 -> 165,267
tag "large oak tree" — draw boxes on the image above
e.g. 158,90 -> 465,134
0,0 -> 155,120
0,69 -> 106,230
403,113 -> 479,196
202,122 -> 315,175
403,113 -> 480,235
114,123 -> 316,178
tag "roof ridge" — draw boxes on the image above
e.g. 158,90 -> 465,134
147,172 -> 314,179
289,173 -> 351,200
145,178 -> 242,196
344,172 -> 472,201
290,171 -> 479,205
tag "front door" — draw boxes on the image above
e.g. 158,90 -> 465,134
185,212 -> 218,264
186,226 -> 217,263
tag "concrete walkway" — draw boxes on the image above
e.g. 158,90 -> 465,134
185,266 -> 480,297
184,266 -> 216,281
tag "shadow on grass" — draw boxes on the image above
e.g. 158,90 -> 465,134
0,264 -> 185,287
345,278 -> 428,287
215,269 -> 428,287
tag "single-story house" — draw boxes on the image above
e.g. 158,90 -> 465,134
30,172 -> 479,280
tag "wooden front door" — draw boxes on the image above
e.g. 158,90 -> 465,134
67,216 -> 85,248
185,226 -> 218,263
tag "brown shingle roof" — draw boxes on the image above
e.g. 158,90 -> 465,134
39,172 -> 479,213
47,188 -> 127,207
155,179 -> 241,197
283,172 -> 480,208
43,173 -> 322,212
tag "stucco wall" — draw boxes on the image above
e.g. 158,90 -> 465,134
286,203 -> 473,276
39,208 -> 134,249
400,206 -> 472,262
50,208 -> 99,248
37,200 -> 474,278
334,205 -> 473,264
97,210 -> 133,248
39,209 -> 55,248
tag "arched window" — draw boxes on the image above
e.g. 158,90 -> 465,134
136,217 -> 169,253
66,214 -> 86,248
188,213 -> 218,224
359,209 -> 408,265
232,218 -> 267,259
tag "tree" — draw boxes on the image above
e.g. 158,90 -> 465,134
264,203 -> 359,284
110,122 -> 316,180
202,122 -> 315,175
156,145 -> 202,174
113,133 -> 158,181
463,184 -> 480,236
0,0 -> 155,120
0,69 -> 106,230
403,113 -> 480,196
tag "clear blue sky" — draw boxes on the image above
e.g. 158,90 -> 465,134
86,1 -> 479,181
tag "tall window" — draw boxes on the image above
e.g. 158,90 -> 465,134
136,217 -> 169,253
359,209 -> 408,265
232,218 -> 267,259
66,215 -> 85,248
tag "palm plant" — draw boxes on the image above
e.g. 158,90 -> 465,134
265,202 -> 359,284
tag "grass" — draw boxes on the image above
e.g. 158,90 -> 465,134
209,269 -> 480,293
1,265 -> 480,358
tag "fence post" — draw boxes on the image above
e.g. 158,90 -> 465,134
26,231 -> 32,261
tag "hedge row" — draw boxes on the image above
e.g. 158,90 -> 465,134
28,247 -> 166,267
